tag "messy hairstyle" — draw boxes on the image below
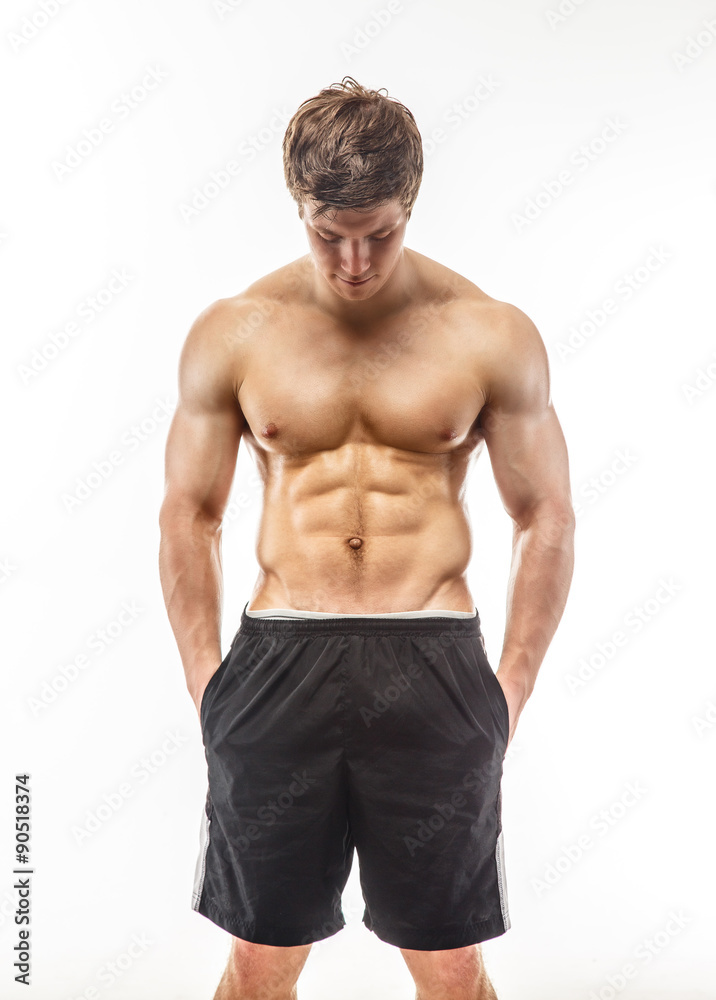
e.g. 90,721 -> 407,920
282,76 -> 423,221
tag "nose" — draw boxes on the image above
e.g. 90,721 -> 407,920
340,239 -> 371,279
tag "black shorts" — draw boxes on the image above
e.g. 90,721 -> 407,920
192,604 -> 510,950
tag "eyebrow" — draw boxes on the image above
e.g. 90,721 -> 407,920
314,224 -> 394,236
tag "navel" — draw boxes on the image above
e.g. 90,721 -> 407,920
262,422 -> 278,438
347,537 -> 363,549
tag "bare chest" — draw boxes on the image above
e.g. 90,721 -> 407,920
238,314 -> 487,456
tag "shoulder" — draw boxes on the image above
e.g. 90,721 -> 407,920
478,301 -> 550,412
178,258 -> 313,404
443,289 -> 550,412
409,250 -> 538,349
238,255 -> 314,311
178,293 -> 270,409
185,255 -> 312,354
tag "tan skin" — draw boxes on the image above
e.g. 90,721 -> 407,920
159,198 -> 575,1000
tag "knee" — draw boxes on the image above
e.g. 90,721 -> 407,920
227,938 -> 312,998
401,945 -> 495,1000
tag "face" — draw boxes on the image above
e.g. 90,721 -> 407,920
302,198 -> 408,299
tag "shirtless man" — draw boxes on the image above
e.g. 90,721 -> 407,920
159,77 -> 575,1000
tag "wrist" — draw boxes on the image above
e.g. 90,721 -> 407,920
185,654 -> 222,701
495,667 -> 533,712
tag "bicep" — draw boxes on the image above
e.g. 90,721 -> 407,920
162,303 -> 246,524
479,306 -> 572,526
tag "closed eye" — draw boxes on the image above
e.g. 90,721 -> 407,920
318,232 -> 392,244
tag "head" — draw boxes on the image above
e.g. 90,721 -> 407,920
283,77 -> 423,299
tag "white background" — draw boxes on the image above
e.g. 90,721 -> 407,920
2,0 -> 715,997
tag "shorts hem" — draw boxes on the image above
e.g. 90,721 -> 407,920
364,912 -> 509,950
194,898 -> 345,946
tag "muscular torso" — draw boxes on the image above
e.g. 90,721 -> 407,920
228,249 -> 501,613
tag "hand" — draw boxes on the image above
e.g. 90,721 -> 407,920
495,671 -> 530,748
189,664 -> 221,721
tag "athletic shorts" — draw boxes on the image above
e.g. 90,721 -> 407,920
192,602 -> 510,951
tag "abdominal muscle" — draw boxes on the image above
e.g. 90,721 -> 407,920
246,444 -> 476,614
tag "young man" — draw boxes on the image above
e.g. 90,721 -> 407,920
159,77 -> 575,1000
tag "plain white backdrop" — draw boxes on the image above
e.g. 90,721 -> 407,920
2,0 -> 715,997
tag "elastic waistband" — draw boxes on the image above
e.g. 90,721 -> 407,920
238,602 -> 483,637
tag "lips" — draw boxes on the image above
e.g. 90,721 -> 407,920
339,276 -> 372,285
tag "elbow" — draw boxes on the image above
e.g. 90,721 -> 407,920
158,497 -> 223,540
513,500 -> 576,546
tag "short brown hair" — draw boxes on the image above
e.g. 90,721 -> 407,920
282,76 -> 423,221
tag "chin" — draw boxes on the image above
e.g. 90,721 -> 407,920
334,276 -> 379,295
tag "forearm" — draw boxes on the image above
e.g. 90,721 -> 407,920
497,506 -> 575,709
158,507 -> 224,702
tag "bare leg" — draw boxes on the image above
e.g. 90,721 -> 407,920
212,937 -> 312,1000
400,943 -> 499,1000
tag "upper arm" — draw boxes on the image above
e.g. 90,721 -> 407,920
477,303 -> 574,527
161,299 -> 248,525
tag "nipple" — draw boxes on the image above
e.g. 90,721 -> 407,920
262,422 -> 278,438
347,537 -> 363,549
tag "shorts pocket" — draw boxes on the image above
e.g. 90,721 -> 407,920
199,647 -> 233,731
477,636 -> 510,744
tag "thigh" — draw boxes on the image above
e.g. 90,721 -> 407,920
347,631 -> 510,951
195,630 -> 355,946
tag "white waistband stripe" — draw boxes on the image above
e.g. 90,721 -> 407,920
245,607 -> 477,620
